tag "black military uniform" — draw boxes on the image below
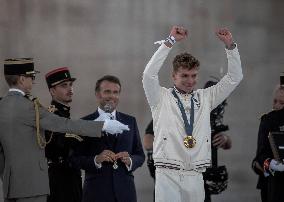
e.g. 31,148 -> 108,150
252,113 -> 269,202
45,67 -> 82,202
255,108 -> 284,202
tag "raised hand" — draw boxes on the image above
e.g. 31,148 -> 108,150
215,28 -> 234,49
169,26 -> 188,42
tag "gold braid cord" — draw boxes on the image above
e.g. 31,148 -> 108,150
33,98 -> 53,149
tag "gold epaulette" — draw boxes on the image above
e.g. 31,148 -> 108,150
24,94 -> 37,101
48,105 -> 58,113
65,133 -> 84,142
25,95 -> 45,109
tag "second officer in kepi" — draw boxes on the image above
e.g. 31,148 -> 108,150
45,67 -> 83,202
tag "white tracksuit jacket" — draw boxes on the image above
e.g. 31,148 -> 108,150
142,43 -> 243,171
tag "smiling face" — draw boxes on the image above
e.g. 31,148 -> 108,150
50,80 -> 74,105
172,67 -> 199,93
172,52 -> 200,93
95,80 -> 121,112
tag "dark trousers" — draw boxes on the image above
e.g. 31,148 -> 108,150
267,172 -> 284,202
204,183 -> 211,202
47,164 -> 82,202
260,186 -> 268,202
204,192 -> 211,202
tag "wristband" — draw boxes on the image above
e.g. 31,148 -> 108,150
166,35 -> 176,46
154,35 -> 176,46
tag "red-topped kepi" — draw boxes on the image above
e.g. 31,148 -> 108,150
45,67 -> 76,88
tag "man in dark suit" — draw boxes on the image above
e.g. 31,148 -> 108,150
254,104 -> 284,202
71,75 -> 145,202
0,59 -> 129,202
44,67 -> 83,202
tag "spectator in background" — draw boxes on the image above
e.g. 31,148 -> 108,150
252,77 -> 284,202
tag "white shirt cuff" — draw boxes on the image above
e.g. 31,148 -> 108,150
126,157 -> 133,171
94,155 -> 102,169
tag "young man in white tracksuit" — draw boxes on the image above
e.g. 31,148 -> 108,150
142,26 -> 243,202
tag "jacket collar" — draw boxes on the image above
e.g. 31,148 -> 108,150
8,88 -> 25,96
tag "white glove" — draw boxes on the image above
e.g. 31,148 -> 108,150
269,159 -> 284,172
95,113 -> 112,121
102,119 -> 130,134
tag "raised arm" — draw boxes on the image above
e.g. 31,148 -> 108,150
142,26 -> 187,108
206,28 -> 243,109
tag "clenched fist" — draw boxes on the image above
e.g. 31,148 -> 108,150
215,28 -> 234,49
169,26 -> 188,42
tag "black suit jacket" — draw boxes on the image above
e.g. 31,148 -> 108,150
71,110 -> 145,202
254,108 -> 284,202
255,108 -> 284,167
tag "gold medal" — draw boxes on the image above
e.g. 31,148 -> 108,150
184,136 -> 196,148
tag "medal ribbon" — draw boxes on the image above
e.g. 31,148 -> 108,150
172,89 -> 194,137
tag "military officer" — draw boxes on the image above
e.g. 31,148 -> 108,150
253,75 -> 284,202
256,107 -> 284,202
44,67 -> 82,202
0,58 -> 129,202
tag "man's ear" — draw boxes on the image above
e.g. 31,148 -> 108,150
49,87 -> 56,97
95,91 -> 100,98
18,76 -> 25,85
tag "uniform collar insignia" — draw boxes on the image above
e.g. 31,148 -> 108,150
48,105 -> 58,113
51,100 -> 70,112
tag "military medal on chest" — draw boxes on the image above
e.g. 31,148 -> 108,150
172,88 -> 196,149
